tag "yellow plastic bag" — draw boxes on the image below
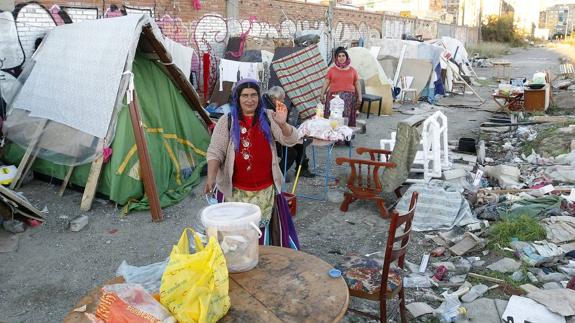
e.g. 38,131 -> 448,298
160,228 -> 231,323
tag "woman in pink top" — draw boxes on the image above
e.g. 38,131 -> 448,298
319,47 -> 362,127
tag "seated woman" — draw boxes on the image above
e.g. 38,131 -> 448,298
205,78 -> 300,249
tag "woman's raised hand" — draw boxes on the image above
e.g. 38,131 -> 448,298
272,101 -> 288,125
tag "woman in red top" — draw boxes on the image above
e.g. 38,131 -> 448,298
205,79 -> 300,249
319,47 -> 362,127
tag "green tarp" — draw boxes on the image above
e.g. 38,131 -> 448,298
3,55 -> 210,213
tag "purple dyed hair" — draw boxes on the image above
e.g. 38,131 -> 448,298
230,78 -> 272,151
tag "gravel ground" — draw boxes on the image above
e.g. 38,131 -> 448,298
0,46 -> 570,322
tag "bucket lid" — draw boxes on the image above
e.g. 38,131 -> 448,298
201,202 -> 261,228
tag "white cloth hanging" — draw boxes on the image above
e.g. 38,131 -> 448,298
164,37 -> 193,80
219,59 -> 241,90
238,62 -> 259,81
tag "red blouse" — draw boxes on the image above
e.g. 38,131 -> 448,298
232,116 -> 274,191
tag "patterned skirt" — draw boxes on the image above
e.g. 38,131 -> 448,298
217,187 -> 300,250
324,91 -> 357,127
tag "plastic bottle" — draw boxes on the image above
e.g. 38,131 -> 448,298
329,94 -> 344,119
439,306 -> 467,323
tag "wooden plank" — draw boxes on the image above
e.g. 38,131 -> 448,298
80,139 -> 104,212
10,119 -> 48,190
0,185 -> 45,221
393,45 -> 407,87
58,166 -> 75,197
127,92 -> 163,222
13,149 -> 39,190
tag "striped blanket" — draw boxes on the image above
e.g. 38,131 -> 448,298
272,45 -> 327,121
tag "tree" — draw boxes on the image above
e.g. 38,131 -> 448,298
481,14 -> 521,43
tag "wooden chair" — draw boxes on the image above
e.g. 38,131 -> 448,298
336,192 -> 419,323
451,80 -> 467,95
335,147 -> 398,219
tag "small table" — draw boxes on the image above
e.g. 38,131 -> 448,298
492,61 -> 511,82
64,246 -> 349,323
492,92 -> 523,113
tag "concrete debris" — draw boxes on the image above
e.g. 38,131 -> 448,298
405,302 -> 435,318
461,284 -> 488,303
69,215 -> 89,232
486,258 -> 522,273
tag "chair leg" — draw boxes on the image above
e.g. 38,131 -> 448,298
378,99 -> 382,116
394,186 -> 403,199
340,192 -> 355,212
379,296 -> 387,323
399,288 -> 408,323
376,198 -> 389,219
366,100 -> 370,119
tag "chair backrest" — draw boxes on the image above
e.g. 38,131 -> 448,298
380,192 -> 418,294
360,79 -> 366,94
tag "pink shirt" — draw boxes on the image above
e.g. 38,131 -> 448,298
326,66 -> 359,93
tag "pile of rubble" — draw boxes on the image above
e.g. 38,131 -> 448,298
396,112 -> 575,321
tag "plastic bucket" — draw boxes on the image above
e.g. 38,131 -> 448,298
200,202 -> 262,273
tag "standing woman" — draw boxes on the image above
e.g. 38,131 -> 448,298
319,46 -> 362,127
205,78 -> 300,249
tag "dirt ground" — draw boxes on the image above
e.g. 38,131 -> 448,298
0,46 -> 571,322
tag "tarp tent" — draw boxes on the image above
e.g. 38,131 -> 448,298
368,39 -> 445,99
347,47 -> 394,115
3,15 -> 211,214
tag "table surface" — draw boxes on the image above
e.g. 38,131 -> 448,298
64,246 -> 349,323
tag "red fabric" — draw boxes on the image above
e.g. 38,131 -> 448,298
233,116 -> 273,191
326,66 -> 358,93
202,53 -> 210,100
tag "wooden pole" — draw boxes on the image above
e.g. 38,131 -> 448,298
10,119 -> 48,190
128,90 -> 163,222
80,139 -> 104,211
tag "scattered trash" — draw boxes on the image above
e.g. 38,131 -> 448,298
461,284 -> 488,303
419,254 -> 430,273
2,219 -> 25,233
486,258 -> 522,273
449,232 -> 482,256
431,247 -> 446,257
501,296 -> 565,323
406,302 -> 435,318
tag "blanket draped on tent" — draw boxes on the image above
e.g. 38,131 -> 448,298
271,45 -> 326,121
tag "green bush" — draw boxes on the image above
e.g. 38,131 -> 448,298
488,215 -> 547,249
481,14 -> 523,45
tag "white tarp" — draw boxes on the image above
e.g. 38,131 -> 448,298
164,37 -> 194,80
0,11 -> 25,69
10,15 -> 146,138
369,39 -> 444,68
438,36 -> 470,65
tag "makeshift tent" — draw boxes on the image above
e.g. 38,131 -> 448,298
2,15 -> 211,218
368,39 -> 445,99
346,47 -> 394,115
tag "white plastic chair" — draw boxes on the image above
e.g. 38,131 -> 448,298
399,76 -> 417,103
380,111 -> 449,183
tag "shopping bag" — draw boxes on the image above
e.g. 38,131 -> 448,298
160,228 -> 230,323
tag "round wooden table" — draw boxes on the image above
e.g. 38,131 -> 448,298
64,246 -> 349,322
